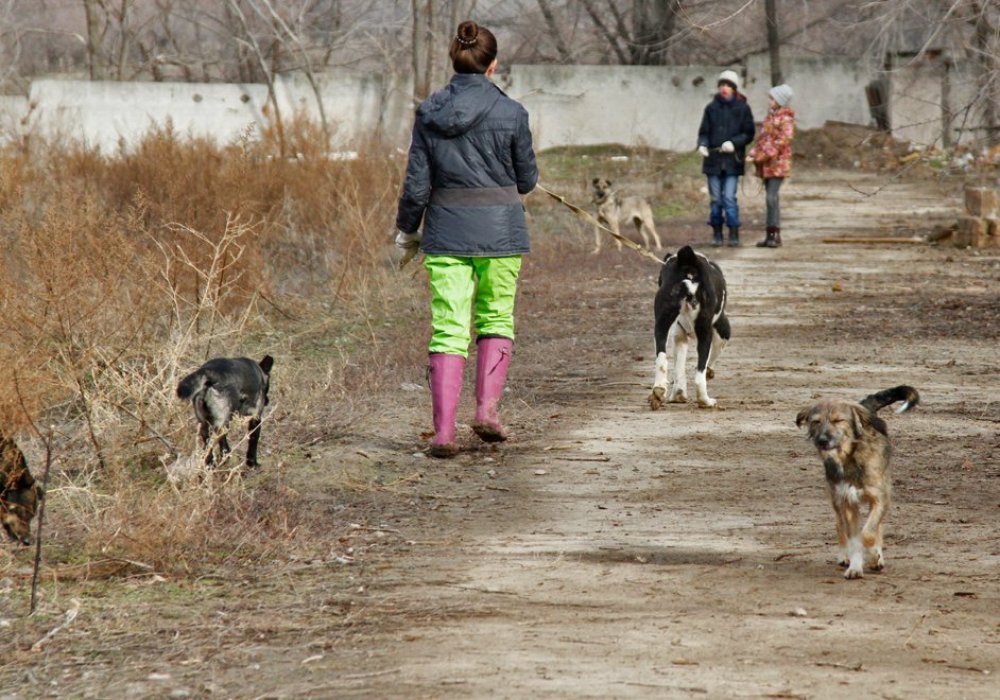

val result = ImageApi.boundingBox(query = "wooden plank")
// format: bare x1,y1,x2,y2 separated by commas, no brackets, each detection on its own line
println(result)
821,237,927,245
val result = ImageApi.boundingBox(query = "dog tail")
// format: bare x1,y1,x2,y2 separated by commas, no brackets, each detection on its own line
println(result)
176,369,208,400
860,385,920,415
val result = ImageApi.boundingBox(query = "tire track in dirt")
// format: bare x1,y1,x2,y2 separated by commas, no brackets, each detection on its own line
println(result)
353,172,999,698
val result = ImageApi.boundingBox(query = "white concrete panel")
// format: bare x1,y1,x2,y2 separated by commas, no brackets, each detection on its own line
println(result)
745,55,873,130
505,64,725,151
506,59,874,152
26,73,398,152
10,58,974,155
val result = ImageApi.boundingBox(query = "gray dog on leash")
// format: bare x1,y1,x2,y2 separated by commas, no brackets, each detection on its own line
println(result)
591,177,663,254
177,355,274,467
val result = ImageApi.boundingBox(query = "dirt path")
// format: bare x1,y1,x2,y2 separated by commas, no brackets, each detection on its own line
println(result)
346,171,999,698
3,170,998,699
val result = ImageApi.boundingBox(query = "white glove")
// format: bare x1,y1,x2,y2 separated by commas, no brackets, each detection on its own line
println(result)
720,141,735,154
698,145,710,158
394,230,421,269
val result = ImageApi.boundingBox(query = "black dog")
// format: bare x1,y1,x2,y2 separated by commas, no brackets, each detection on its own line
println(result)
648,246,730,410
177,355,274,467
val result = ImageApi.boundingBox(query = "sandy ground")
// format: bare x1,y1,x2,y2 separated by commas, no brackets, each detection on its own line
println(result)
3,169,999,699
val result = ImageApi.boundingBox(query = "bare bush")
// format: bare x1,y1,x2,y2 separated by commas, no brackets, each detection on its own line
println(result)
0,122,410,575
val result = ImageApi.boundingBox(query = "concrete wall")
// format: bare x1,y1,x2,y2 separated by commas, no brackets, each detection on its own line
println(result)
0,95,29,138
506,59,870,150
2,72,404,153
28,79,270,150
503,58,874,151
745,55,872,129
890,54,947,147
502,64,719,152
889,53,986,148
1,57,960,154
275,72,408,145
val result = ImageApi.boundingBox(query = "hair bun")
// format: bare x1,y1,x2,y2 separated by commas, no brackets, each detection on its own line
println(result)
456,20,479,47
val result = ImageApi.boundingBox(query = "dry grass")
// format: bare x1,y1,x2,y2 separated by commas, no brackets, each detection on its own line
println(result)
0,122,416,575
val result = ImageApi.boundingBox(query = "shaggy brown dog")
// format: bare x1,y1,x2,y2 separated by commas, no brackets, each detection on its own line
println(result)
1,432,43,545
796,386,919,579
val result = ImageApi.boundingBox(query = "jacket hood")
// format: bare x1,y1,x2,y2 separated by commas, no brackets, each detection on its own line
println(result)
418,73,503,137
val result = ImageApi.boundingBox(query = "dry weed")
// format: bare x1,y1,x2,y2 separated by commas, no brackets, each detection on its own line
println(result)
0,122,409,574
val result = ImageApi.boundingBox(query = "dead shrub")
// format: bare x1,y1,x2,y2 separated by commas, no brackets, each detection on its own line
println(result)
0,121,411,575
48,470,303,576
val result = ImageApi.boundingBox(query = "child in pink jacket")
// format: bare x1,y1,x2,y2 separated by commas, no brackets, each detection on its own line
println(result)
749,84,795,248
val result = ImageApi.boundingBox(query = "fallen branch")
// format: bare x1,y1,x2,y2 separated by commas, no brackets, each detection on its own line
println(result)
31,598,81,652
348,523,402,534
904,612,933,648
927,225,957,242
30,432,52,614
921,657,992,675
447,584,523,596
822,237,927,245
946,664,991,675
14,369,54,615
815,661,864,672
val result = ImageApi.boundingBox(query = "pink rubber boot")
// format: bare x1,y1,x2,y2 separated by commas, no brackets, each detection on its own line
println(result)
428,353,465,458
472,337,513,442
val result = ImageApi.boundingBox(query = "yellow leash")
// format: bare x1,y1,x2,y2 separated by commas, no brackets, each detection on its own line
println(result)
534,183,665,266
399,183,667,269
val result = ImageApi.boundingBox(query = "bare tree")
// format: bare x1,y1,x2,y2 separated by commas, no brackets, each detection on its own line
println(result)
83,0,105,79
578,0,629,63
537,0,572,62
409,0,475,103
971,0,999,144
765,0,781,85
411,0,435,101
851,0,1000,147
630,0,681,65
109,0,132,80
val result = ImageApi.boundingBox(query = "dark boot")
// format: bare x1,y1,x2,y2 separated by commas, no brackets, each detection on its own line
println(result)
769,227,782,247
756,226,775,247
428,353,465,458
727,226,740,247
711,225,724,247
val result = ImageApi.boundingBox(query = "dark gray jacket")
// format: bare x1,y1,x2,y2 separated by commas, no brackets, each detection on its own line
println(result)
697,94,755,176
396,73,538,257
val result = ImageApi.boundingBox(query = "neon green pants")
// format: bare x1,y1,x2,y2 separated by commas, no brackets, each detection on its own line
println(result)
425,255,523,357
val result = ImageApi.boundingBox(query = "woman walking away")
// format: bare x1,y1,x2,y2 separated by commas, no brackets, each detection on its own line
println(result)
749,84,795,248
697,69,755,247
395,20,538,458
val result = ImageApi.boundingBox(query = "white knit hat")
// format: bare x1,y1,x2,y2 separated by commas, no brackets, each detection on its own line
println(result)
769,84,793,107
717,69,740,91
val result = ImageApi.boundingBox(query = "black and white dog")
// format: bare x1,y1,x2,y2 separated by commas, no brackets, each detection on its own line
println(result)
177,355,274,467
648,246,730,410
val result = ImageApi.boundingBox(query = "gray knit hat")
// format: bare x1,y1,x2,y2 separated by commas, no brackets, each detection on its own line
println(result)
769,84,793,107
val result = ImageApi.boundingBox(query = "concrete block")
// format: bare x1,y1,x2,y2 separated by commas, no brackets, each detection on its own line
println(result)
964,187,1000,217
985,217,1000,248
955,215,984,246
